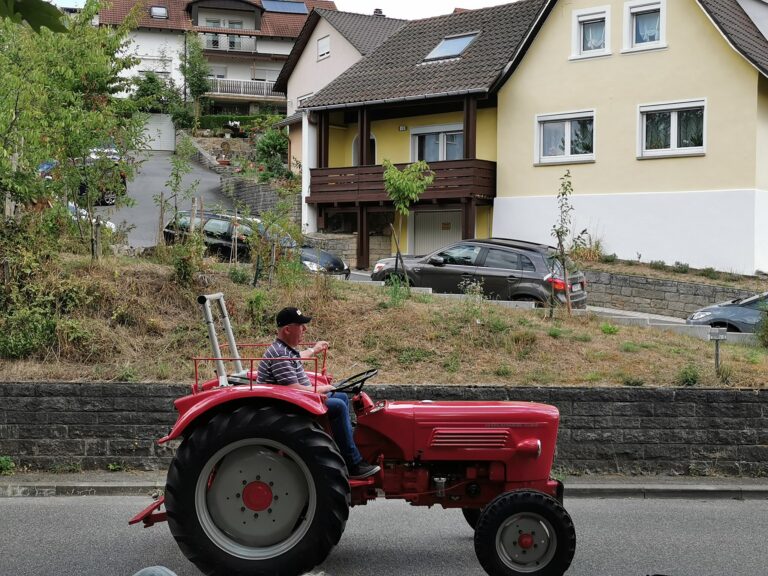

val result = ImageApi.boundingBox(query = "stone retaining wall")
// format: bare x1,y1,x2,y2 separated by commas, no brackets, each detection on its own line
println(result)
585,271,755,319
1,383,765,476
220,176,301,223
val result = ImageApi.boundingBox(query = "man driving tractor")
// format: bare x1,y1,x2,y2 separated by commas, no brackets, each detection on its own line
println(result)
256,306,380,480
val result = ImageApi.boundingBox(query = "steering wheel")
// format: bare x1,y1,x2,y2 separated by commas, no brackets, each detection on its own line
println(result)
331,368,379,394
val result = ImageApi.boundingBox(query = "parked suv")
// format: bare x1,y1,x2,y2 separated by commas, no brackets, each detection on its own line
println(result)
164,211,350,278
371,238,587,307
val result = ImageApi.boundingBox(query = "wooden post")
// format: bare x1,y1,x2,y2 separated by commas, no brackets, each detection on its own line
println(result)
463,95,477,160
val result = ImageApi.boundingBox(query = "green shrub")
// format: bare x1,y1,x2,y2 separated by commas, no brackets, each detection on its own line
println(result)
600,253,617,263
246,289,274,328
757,312,768,348
228,265,251,285
716,364,733,385
397,348,433,365
548,327,563,339
600,322,619,335
0,308,56,359
384,275,409,308
487,316,508,334
697,267,720,280
676,364,700,386
494,364,512,377
0,456,15,476
171,234,205,287
621,375,645,387
620,341,640,353
672,261,690,274
649,260,667,271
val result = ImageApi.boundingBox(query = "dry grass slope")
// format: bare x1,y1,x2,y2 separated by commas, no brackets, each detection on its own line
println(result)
1,256,766,388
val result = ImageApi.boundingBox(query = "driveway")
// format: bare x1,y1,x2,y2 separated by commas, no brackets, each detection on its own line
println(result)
96,151,232,249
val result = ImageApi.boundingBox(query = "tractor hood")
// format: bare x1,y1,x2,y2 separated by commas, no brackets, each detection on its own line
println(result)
356,400,560,482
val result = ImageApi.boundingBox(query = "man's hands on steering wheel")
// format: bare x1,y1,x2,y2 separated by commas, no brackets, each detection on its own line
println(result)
331,368,379,394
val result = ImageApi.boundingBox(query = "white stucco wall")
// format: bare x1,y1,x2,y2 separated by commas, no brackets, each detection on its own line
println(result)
755,190,768,274
286,18,362,116
257,39,293,55
124,30,186,92
493,189,765,275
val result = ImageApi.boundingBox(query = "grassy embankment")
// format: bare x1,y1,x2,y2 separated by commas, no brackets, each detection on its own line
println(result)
1,254,766,388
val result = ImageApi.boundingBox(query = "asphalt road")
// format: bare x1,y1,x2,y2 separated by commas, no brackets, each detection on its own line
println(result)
95,151,231,249
1,496,766,576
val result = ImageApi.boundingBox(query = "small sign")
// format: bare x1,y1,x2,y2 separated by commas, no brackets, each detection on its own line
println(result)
441,222,451,231
709,328,727,341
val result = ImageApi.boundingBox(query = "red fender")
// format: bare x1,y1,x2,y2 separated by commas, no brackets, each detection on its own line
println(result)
159,385,328,444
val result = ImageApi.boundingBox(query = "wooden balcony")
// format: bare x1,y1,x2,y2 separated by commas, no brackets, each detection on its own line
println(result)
205,78,284,101
308,159,496,205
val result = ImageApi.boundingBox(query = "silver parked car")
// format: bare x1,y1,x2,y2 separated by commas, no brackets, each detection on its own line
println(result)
686,292,768,332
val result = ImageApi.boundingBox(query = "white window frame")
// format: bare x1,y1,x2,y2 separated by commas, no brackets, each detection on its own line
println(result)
409,123,464,162
637,99,706,159
317,35,330,60
622,0,666,53
534,110,596,165
571,6,611,60
150,6,168,19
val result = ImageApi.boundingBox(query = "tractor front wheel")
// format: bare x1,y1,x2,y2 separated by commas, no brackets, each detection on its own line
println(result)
474,490,575,576
165,405,349,576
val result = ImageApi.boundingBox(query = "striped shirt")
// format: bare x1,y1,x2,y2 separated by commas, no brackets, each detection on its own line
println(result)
256,339,311,387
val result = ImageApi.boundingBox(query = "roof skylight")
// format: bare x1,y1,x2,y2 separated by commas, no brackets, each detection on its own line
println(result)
150,6,169,19
424,32,478,61
262,0,308,15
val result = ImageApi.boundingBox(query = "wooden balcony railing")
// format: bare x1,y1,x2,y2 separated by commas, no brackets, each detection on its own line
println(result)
206,78,284,100
308,159,496,204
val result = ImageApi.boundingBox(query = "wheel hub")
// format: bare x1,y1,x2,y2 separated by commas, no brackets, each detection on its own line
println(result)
243,481,273,512
496,512,557,573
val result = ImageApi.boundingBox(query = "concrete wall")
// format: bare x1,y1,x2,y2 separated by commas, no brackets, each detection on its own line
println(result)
585,270,756,318
1,383,765,476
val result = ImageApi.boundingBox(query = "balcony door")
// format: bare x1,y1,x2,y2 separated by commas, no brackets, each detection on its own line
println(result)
351,135,376,166
411,124,464,162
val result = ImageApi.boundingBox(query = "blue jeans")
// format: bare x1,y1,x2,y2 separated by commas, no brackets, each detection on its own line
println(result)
326,392,362,467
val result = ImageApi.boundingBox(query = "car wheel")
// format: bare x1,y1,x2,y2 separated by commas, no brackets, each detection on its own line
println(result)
711,322,741,333
102,190,117,206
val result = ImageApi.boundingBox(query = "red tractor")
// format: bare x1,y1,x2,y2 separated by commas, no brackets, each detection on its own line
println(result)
131,293,576,576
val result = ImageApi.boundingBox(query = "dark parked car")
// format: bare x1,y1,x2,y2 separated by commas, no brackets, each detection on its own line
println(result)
164,211,350,278
370,238,587,307
686,291,768,332
38,150,127,206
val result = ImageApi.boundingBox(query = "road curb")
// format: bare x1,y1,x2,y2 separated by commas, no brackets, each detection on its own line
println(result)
2,481,766,500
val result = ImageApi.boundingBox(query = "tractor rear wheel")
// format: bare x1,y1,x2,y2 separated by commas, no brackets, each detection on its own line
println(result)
165,404,349,576
474,490,575,576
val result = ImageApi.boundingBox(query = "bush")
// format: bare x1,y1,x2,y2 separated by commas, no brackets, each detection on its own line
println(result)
228,265,251,285
0,456,15,476
621,375,644,387
649,260,667,271
676,364,700,386
600,253,617,263
171,234,205,287
0,308,56,359
757,311,768,348
672,261,690,274
600,322,619,335
697,267,720,280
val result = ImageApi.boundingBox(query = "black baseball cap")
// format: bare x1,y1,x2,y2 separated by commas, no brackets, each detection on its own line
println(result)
276,307,312,328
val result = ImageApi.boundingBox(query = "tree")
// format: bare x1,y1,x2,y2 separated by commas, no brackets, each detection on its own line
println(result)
178,32,210,133
0,0,147,260
550,170,586,315
0,0,66,32
382,159,434,280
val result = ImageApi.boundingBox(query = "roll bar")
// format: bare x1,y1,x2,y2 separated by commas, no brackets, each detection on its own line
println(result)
198,293,243,386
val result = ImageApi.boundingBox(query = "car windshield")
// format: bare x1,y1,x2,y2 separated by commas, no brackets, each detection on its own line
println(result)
741,292,768,308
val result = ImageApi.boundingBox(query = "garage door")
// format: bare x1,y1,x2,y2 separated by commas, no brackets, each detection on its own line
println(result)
143,113,176,151
414,210,461,255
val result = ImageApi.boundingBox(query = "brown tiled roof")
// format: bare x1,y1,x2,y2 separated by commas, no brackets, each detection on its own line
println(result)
99,0,337,38
697,0,768,77
302,0,551,110
99,0,192,31
274,8,406,92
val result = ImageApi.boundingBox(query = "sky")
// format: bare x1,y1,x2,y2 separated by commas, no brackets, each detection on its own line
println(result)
53,1,513,20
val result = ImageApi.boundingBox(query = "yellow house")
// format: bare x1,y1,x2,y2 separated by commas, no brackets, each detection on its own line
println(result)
300,1,551,268
495,0,768,274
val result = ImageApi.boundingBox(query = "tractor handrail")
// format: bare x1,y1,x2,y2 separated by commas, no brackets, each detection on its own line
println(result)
192,355,320,394
198,293,242,386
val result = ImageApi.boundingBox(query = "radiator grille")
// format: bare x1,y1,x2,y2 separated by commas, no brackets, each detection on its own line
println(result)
429,429,510,449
